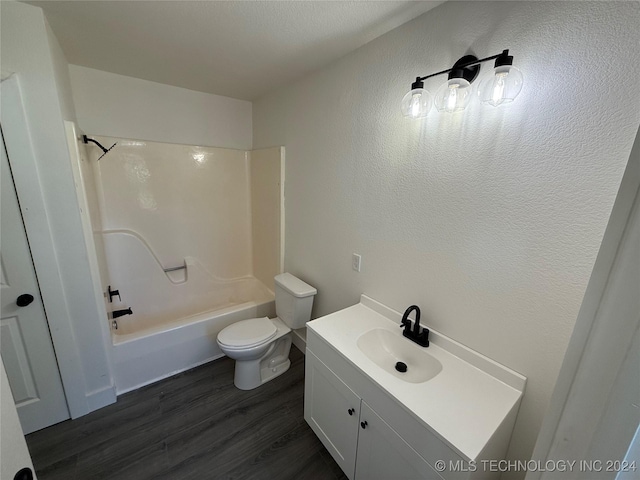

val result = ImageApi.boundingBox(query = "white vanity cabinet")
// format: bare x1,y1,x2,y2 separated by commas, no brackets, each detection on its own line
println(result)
356,401,441,480
305,350,441,480
304,295,526,480
304,350,360,476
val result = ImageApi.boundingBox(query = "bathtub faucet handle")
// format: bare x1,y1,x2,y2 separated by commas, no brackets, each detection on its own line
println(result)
112,307,132,319
108,285,121,303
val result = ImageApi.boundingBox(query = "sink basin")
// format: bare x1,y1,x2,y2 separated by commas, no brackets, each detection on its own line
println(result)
356,329,443,383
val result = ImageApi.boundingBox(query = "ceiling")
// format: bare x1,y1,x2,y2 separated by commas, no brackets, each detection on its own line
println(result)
27,1,442,101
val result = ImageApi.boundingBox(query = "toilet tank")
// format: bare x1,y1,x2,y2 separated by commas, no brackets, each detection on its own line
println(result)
274,273,317,329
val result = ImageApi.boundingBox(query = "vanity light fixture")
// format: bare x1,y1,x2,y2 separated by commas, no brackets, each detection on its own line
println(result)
401,50,523,118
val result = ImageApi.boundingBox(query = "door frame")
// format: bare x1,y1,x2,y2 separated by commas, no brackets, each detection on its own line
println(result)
1,74,90,418
528,127,640,476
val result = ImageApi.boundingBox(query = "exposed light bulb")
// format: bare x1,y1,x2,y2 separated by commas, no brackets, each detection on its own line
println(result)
492,72,507,105
410,93,422,117
446,85,459,112
479,65,523,107
401,87,432,118
434,78,472,113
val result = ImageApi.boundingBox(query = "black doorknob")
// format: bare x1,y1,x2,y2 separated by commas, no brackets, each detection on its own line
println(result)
360,421,368,429
348,408,354,416
14,467,33,480
16,294,34,307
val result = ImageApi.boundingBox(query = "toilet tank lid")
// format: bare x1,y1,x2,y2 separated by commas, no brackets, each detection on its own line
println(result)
275,273,317,298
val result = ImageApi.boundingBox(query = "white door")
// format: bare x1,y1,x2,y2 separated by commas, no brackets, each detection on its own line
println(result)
355,401,443,480
1,357,36,480
1,129,69,434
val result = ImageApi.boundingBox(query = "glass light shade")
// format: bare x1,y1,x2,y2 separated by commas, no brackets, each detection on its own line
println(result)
478,65,524,107
401,88,432,118
434,78,472,113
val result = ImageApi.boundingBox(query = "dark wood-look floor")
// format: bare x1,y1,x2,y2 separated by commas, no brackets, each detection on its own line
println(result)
26,346,347,480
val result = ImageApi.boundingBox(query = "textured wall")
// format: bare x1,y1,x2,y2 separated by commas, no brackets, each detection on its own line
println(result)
253,1,640,474
69,65,253,150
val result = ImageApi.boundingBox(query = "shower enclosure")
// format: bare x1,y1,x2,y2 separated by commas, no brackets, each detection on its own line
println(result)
67,124,283,392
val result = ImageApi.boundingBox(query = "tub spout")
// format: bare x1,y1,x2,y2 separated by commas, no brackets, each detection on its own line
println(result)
112,307,133,319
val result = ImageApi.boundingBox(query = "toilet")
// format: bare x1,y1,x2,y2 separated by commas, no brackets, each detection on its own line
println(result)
217,273,317,390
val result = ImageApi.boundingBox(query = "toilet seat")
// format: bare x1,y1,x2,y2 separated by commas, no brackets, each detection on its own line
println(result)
217,317,277,349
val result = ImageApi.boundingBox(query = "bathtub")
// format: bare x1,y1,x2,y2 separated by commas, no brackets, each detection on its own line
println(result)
111,276,275,394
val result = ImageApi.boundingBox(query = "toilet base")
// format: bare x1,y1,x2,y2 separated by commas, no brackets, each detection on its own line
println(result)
258,357,291,385
233,334,292,390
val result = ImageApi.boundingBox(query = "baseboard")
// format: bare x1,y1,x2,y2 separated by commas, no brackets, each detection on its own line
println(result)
292,327,307,354
83,384,117,416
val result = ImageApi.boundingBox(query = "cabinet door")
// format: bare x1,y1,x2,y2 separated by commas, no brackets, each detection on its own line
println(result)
355,401,444,480
305,351,361,479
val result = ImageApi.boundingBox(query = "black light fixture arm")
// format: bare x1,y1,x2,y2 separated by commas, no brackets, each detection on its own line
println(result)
410,49,511,89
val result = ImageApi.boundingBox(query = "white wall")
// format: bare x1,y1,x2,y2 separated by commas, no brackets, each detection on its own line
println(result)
252,0,640,475
529,128,640,479
46,21,76,123
69,65,252,150
0,1,115,416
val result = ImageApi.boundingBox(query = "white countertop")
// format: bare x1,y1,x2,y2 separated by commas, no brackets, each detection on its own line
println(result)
306,295,525,461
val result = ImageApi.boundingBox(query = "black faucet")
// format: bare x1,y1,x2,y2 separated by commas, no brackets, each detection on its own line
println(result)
400,305,429,347
112,307,133,319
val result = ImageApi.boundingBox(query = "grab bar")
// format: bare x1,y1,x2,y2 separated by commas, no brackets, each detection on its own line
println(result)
163,264,186,273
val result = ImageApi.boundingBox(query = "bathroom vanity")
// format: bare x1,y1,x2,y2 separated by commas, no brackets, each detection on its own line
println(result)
304,295,525,480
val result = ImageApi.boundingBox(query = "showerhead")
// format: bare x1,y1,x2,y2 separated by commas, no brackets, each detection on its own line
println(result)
82,135,117,160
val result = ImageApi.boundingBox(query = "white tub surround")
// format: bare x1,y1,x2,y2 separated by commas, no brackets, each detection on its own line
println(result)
305,295,525,479
88,138,284,304
92,137,254,281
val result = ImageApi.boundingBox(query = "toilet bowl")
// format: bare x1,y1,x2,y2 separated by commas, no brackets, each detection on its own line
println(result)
217,316,292,390
217,273,317,390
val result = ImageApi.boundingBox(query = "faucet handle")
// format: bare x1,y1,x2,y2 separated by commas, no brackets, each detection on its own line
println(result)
107,285,121,303
400,317,412,332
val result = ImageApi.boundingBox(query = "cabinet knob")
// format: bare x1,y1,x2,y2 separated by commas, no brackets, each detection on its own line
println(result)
348,408,354,416
360,421,368,429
